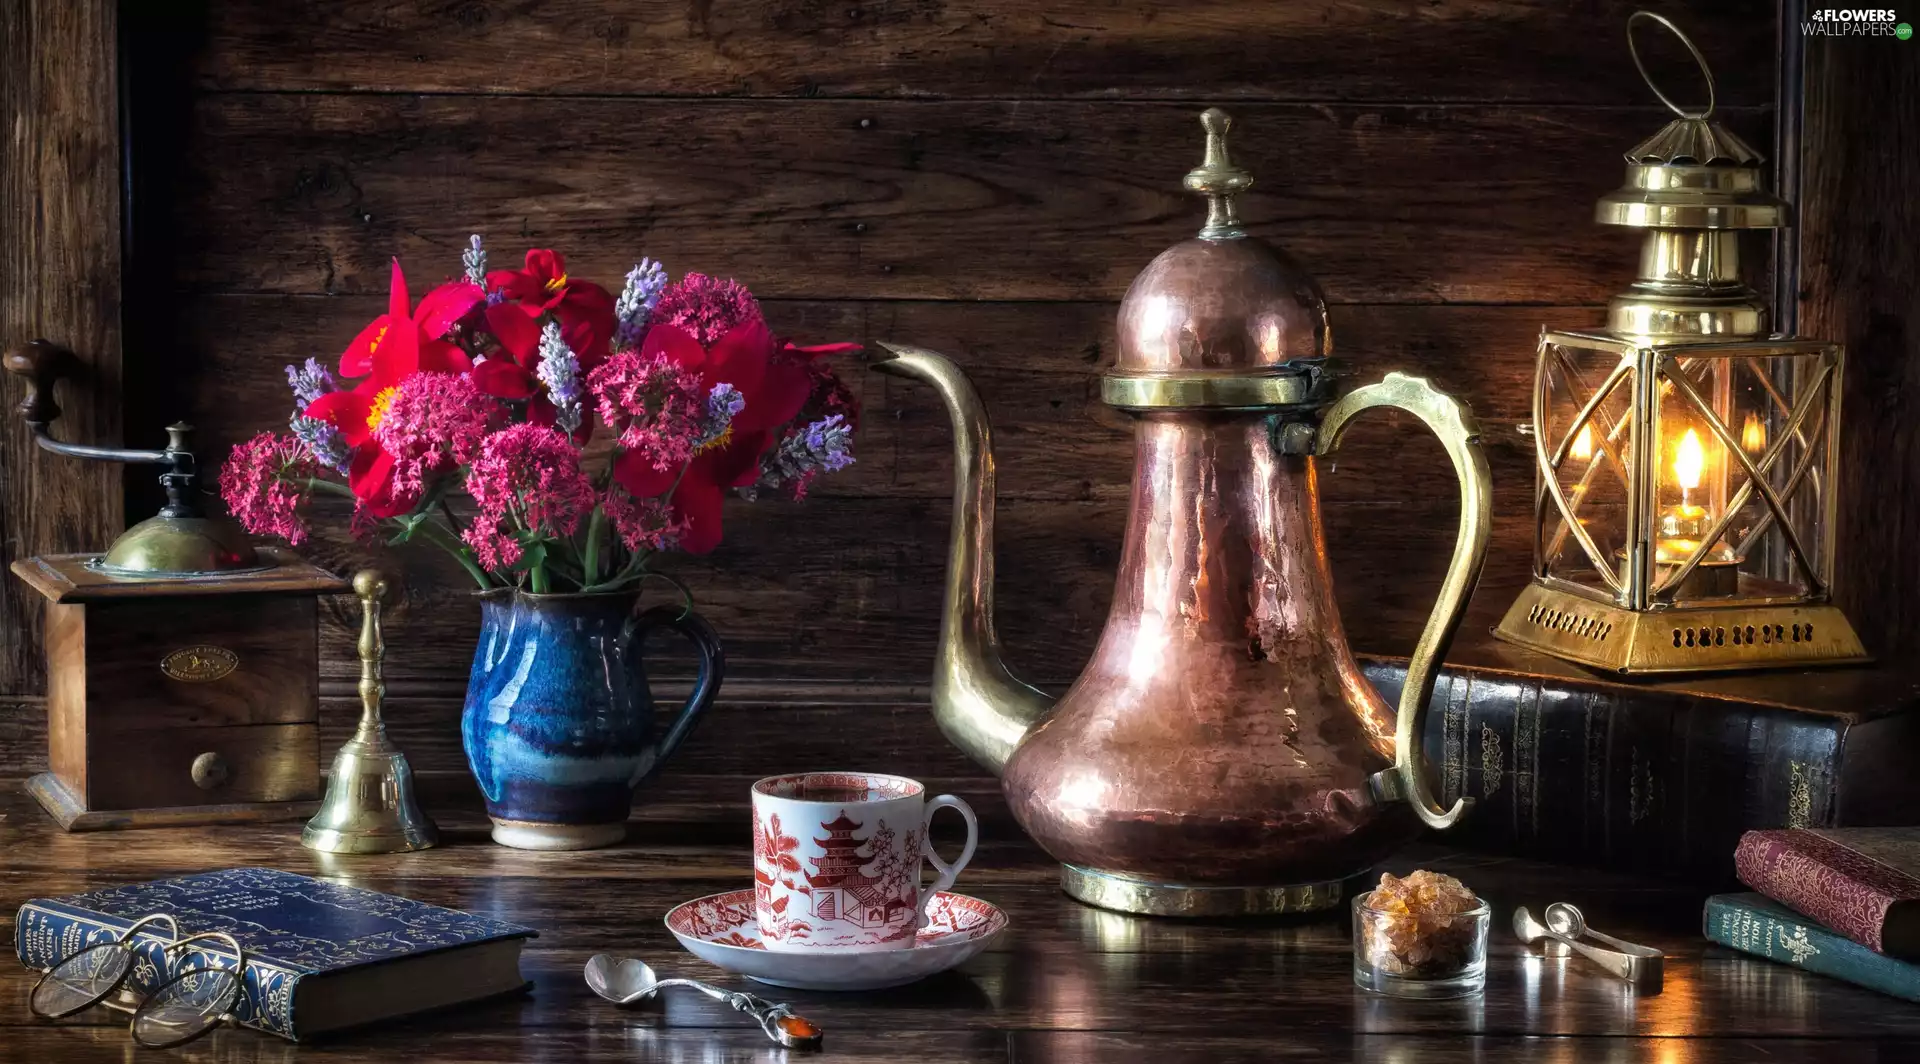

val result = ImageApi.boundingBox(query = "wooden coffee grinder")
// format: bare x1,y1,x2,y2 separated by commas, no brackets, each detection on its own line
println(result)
6,340,347,830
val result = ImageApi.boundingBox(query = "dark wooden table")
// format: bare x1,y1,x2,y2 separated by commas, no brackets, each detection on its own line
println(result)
4,787,1920,1063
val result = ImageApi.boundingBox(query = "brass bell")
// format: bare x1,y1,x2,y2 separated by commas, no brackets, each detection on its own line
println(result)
303,570,439,854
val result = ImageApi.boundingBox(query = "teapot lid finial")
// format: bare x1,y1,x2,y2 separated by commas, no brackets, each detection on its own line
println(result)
1183,108,1253,241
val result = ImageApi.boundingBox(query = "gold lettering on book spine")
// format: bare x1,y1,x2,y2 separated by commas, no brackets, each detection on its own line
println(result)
1787,762,1813,828
1480,724,1504,800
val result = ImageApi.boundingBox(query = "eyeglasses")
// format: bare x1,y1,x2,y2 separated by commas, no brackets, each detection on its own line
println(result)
29,912,250,1049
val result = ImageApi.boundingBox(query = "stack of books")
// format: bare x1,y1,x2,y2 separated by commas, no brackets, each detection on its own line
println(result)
1706,827,1920,1001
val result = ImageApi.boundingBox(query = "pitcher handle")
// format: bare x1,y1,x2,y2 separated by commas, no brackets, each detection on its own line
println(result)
624,605,726,775
1315,371,1492,831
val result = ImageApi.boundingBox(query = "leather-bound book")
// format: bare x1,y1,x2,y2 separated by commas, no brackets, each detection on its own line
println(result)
14,868,534,1040
1736,827,1920,957
1360,636,1920,884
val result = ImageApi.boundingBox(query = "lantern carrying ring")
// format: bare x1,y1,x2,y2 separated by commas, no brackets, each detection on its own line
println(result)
1627,10,1716,121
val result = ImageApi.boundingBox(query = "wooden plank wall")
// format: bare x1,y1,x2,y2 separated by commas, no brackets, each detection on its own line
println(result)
0,0,124,696
1799,29,1920,666
10,2,1785,802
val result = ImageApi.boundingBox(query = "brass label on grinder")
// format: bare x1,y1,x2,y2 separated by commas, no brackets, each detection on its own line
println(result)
161,646,238,683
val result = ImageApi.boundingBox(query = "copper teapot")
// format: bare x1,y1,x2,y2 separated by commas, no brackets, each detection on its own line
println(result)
873,109,1493,916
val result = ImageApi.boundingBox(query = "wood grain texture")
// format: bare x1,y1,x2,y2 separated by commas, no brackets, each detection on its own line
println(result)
0,0,124,696
162,95,1771,304
1799,34,1920,664
76,721,316,810
5,788,1920,1063
77,596,318,730
187,0,1776,105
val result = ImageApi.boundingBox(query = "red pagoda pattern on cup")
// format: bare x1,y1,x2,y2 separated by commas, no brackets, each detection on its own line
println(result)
803,813,923,945
749,771,978,953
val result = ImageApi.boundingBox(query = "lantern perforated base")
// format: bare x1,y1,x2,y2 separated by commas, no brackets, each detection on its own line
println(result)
1493,583,1871,675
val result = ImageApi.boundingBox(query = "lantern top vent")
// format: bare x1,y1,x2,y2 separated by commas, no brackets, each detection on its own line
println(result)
1595,12,1788,232
1104,109,1331,410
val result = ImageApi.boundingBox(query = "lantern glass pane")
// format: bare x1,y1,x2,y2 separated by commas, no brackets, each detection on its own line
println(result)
1651,348,1834,605
1538,341,1636,596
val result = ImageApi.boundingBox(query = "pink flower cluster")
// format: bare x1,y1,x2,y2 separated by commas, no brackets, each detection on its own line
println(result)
461,424,596,572
650,272,762,346
373,372,498,502
218,432,316,545
603,490,687,553
587,350,707,475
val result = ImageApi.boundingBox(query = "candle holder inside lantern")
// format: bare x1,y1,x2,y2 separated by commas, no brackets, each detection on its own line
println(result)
1493,13,1868,674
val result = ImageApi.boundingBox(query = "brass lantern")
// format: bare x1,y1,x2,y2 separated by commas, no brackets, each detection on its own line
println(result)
1493,13,1868,674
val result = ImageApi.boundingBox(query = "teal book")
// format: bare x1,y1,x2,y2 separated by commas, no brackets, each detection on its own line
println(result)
13,867,535,1041
1704,892,1920,1002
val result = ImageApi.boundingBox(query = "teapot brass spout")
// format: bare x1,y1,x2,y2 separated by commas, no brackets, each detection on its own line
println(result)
873,109,1493,917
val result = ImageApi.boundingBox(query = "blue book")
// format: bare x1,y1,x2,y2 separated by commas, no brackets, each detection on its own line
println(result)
14,867,535,1041
1704,892,1920,1002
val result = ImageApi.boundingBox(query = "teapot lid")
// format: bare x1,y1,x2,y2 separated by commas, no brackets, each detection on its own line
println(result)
1103,109,1332,413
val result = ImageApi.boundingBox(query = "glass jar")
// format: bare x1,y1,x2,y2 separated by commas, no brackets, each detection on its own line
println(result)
1351,889,1490,998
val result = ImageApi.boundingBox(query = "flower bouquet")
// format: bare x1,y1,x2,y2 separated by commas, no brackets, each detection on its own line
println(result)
220,237,861,849
222,237,859,592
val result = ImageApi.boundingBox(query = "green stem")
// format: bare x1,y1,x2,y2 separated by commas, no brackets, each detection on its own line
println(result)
304,478,492,590
582,506,606,586
530,561,550,594
306,477,356,499
416,519,494,591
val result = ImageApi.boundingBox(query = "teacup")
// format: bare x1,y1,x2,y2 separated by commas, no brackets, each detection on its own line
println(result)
750,772,979,953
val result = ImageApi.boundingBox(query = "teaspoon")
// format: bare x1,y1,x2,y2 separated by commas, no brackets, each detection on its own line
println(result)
584,953,824,1050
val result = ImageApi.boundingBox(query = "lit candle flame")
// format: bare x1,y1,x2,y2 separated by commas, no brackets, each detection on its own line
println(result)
1741,413,1767,453
1570,423,1594,462
1674,427,1705,492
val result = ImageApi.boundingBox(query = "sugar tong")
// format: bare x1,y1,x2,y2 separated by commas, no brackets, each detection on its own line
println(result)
1513,902,1664,995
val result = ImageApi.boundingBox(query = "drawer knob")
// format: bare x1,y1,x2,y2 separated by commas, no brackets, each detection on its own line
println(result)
190,752,230,790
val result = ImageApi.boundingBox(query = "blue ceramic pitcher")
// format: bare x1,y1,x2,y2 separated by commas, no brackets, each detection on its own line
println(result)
461,590,723,850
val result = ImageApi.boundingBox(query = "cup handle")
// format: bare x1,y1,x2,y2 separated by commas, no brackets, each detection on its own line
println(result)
915,795,979,930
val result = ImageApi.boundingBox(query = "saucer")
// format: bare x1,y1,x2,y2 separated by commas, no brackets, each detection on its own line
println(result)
665,889,1007,991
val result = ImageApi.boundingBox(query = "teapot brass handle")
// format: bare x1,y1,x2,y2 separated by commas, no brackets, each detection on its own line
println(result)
1315,371,1492,831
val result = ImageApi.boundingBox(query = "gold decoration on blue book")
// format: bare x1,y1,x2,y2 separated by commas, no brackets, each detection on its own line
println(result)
15,868,534,1041
303,571,438,854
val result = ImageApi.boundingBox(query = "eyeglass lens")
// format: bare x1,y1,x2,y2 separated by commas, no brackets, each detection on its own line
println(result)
131,964,242,1048
30,942,133,1019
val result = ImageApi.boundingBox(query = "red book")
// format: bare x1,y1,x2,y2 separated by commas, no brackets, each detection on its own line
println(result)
1735,828,1920,958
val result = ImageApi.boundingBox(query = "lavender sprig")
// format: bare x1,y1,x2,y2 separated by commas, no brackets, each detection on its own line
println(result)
290,415,352,474
537,321,583,434
613,258,669,352
797,415,855,473
463,234,488,288
285,358,337,406
748,414,855,499
699,383,745,447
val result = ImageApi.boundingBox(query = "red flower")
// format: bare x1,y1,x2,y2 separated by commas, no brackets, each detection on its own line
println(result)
305,259,471,517
485,248,615,365
609,317,816,554
473,248,614,435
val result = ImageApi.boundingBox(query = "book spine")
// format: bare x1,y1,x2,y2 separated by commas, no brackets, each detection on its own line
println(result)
1735,830,1910,953
1366,660,1851,883
13,902,301,1040
1704,894,1920,1002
